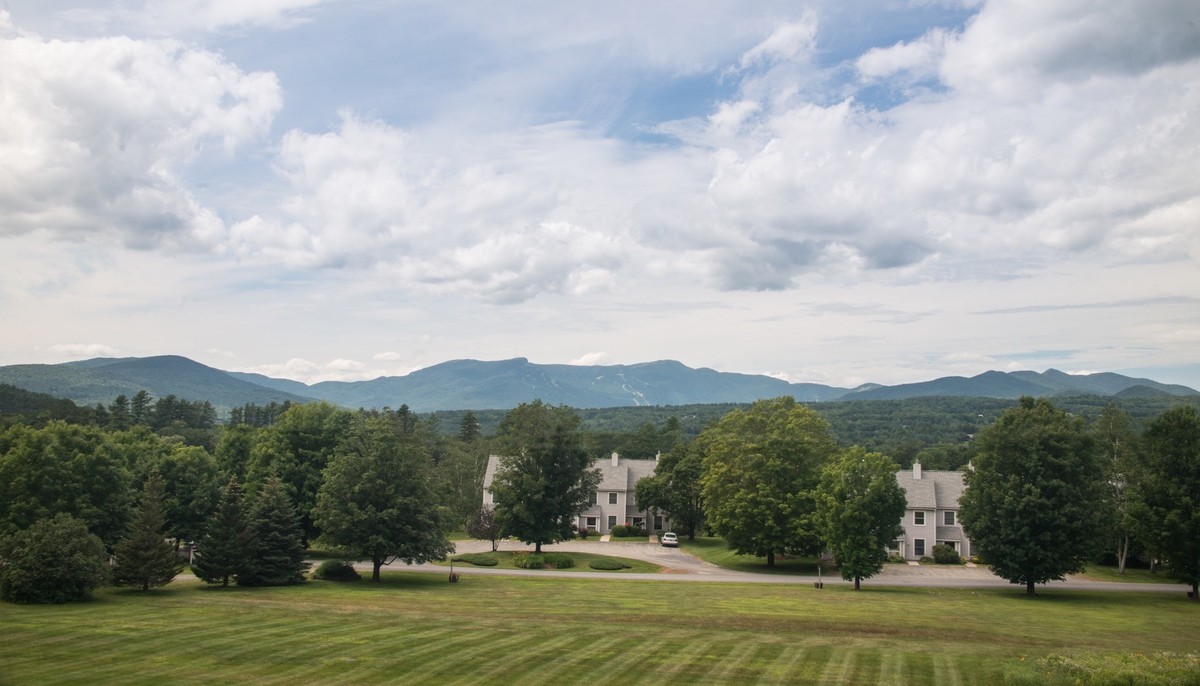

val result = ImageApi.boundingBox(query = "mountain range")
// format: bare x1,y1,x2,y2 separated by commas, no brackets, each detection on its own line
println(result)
0,355,1194,414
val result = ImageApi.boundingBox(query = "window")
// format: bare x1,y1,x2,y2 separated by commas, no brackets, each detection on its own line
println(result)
608,492,618,505
586,517,597,528
914,511,925,526
914,539,926,557
654,515,663,530
944,511,955,526
589,492,597,506
607,515,617,530
632,517,644,529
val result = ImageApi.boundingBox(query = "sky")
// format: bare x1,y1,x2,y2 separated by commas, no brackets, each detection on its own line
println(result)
1,0,1198,390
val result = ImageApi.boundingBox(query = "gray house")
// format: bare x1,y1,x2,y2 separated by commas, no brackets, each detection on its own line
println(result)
892,462,971,560
482,452,667,535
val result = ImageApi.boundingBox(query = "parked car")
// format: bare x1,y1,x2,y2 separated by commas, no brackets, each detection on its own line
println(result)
660,532,679,547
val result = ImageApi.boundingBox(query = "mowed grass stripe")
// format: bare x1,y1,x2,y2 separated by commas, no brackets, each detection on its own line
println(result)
877,650,906,685
399,628,558,683
931,653,963,686
468,631,588,683
818,646,857,685
705,638,773,683
500,633,625,684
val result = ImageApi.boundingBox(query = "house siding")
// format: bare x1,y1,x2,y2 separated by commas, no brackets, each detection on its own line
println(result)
894,463,971,561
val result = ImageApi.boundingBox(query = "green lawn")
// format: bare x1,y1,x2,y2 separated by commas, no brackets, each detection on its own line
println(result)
2,571,1197,685
444,550,662,573
678,536,838,575
1074,564,1181,585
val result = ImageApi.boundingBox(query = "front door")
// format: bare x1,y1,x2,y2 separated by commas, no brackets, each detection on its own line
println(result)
607,515,617,532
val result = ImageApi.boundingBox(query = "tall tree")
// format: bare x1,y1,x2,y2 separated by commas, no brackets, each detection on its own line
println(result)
489,401,601,553
239,474,310,586
699,397,838,566
1137,405,1200,600
959,397,1108,595
1094,403,1139,574
0,422,133,546
112,470,185,591
314,416,453,582
435,439,491,528
246,402,353,544
130,390,152,426
457,410,482,443
466,505,503,552
191,476,252,587
817,447,907,590
634,443,705,540
155,445,222,551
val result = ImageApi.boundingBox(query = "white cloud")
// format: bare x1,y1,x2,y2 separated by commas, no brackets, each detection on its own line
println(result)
570,352,612,366
0,29,281,248
50,342,120,357
373,351,404,362
856,28,949,82
238,357,384,383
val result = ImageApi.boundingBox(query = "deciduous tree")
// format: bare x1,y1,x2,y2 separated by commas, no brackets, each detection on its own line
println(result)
490,401,601,553
817,447,907,590
699,397,837,566
1137,405,1200,599
634,443,705,540
959,397,1107,595
466,505,503,552
314,416,453,582
0,514,110,604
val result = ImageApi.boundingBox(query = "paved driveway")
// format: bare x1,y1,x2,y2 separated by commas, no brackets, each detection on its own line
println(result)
386,539,1186,593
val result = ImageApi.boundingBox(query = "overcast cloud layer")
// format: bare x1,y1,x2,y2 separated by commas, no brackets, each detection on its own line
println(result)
1,0,1198,389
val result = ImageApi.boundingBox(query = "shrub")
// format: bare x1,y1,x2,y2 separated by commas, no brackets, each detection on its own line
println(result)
609,525,627,538
577,526,591,539
919,556,934,564
0,514,110,604
312,559,361,581
543,553,574,569
932,544,962,564
512,552,574,569
886,553,905,564
452,553,498,567
588,558,630,571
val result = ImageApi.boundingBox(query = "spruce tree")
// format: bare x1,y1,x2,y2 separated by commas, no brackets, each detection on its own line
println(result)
192,476,251,587
239,474,309,586
112,471,185,591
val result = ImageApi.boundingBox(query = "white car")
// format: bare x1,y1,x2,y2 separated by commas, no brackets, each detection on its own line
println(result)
660,532,679,547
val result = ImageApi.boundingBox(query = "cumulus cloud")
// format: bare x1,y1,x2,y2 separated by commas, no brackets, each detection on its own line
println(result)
0,29,281,249
238,357,383,383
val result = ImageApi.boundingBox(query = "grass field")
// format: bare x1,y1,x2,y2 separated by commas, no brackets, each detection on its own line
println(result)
2,571,1198,685
679,536,837,575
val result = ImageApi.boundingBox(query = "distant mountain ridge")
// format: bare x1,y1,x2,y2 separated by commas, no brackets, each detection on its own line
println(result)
0,355,1194,414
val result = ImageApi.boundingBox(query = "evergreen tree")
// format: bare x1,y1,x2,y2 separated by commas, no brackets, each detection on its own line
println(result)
457,410,482,443
112,471,184,591
239,474,309,586
192,476,251,587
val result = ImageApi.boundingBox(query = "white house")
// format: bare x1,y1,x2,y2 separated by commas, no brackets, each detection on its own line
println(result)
482,452,666,535
893,462,972,560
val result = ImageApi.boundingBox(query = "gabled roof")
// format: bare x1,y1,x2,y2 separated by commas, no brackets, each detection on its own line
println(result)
895,469,966,510
482,454,657,493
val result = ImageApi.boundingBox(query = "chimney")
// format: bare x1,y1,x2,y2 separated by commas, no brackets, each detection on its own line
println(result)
611,452,619,467
913,461,922,480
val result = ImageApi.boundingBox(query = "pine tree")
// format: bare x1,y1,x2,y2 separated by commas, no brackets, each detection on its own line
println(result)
192,476,251,587
238,474,309,586
112,471,185,591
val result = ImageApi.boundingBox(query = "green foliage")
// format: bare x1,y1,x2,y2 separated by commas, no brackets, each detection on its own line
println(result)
1136,405,1200,597
191,476,251,587
817,447,907,588
434,439,490,528
635,442,705,539
700,397,838,566
0,514,110,604
312,559,361,581
959,397,1109,594
0,421,133,546
886,553,905,564
313,415,453,582
239,474,310,587
154,445,222,547
931,544,962,564
588,558,629,570
465,505,502,551
246,402,354,544
112,471,185,591
1094,403,1139,574
490,401,601,553
511,552,574,569
609,524,628,537
452,553,499,567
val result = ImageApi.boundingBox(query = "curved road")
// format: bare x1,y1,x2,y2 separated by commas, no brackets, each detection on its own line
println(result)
367,539,1187,594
